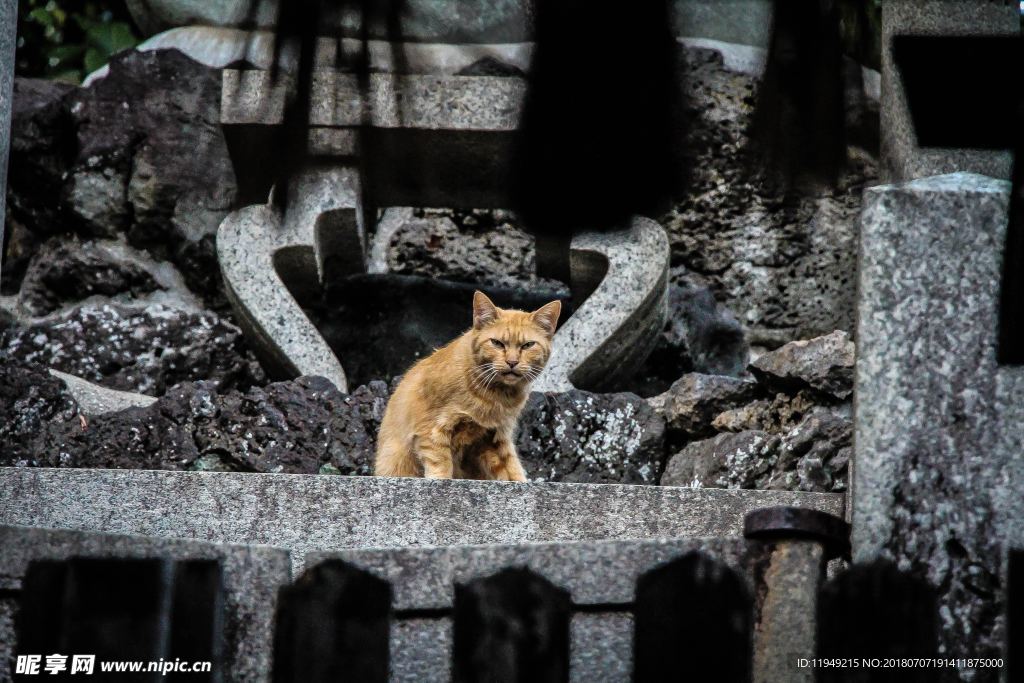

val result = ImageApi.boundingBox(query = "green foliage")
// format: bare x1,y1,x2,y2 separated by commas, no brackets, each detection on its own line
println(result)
15,0,140,82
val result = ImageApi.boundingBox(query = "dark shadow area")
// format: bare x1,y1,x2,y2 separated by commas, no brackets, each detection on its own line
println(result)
302,273,571,387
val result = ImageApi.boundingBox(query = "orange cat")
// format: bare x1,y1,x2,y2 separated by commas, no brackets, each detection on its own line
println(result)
374,291,561,480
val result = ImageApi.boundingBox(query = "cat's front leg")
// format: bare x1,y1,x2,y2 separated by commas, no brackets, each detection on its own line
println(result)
416,430,455,479
488,439,528,482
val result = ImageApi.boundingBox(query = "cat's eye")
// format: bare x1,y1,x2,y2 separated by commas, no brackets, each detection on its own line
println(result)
489,338,505,348
521,341,537,350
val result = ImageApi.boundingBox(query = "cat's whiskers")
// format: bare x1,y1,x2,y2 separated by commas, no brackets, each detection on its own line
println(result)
470,363,502,392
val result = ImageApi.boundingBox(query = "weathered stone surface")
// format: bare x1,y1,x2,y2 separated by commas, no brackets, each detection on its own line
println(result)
0,468,846,575
534,218,670,393
0,371,383,475
0,0,16,289
662,411,850,493
517,390,665,484
711,390,828,434
749,331,855,400
647,373,757,441
15,237,200,316
855,173,1021,672
880,0,1017,182
317,537,756,682
0,303,265,395
0,359,81,452
380,208,566,293
621,275,750,396
0,524,290,683
664,46,876,346
50,368,157,415
325,537,752,610
7,50,235,308
218,203,350,391
661,430,779,489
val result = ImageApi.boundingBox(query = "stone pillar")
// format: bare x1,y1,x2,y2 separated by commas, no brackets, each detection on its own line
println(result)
880,0,1018,181
854,173,1024,674
0,0,16,285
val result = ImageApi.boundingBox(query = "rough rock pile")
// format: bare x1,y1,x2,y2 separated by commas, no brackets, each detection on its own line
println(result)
1,330,851,491
657,331,854,492
6,49,234,308
1,360,385,475
664,47,876,347
2,44,869,491
3,49,265,396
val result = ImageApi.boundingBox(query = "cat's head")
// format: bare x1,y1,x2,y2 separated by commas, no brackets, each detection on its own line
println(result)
470,291,561,390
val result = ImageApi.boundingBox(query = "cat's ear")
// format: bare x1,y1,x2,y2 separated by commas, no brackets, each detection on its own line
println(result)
473,291,499,329
531,300,561,338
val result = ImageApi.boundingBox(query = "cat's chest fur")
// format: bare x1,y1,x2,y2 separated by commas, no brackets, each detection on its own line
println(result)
450,417,497,454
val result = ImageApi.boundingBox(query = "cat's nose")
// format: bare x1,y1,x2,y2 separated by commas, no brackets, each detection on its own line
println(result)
507,360,519,368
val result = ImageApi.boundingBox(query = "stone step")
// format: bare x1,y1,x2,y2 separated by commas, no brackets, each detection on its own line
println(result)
0,468,843,573
2,522,818,683
0,524,289,682
322,536,773,682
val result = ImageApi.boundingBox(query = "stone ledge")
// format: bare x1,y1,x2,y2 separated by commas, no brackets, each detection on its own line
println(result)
0,524,290,682
320,536,764,682
0,468,843,573
321,536,753,611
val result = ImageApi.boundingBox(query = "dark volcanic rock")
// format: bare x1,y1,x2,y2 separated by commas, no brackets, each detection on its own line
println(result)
6,50,236,309
668,275,749,377
384,209,567,294
647,373,757,442
455,57,525,77
1,370,385,475
615,275,750,396
0,359,81,465
6,77,76,239
0,303,265,395
171,377,386,475
748,330,855,400
661,410,851,493
711,390,830,434
517,390,666,484
664,46,876,346
17,238,162,315
661,430,780,489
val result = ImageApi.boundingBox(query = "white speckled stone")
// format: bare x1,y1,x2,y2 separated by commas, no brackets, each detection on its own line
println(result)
854,172,1024,668
217,187,352,389
0,524,290,682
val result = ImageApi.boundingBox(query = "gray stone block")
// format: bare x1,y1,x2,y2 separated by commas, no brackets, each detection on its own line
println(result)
321,537,751,610
0,524,290,683
49,369,156,415
534,217,670,393
880,0,1018,181
127,0,770,45
0,0,15,286
318,537,755,682
218,202,349,390
854,173,1024,669
0,468,844,575
221,71,525,131
674,1,772,48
